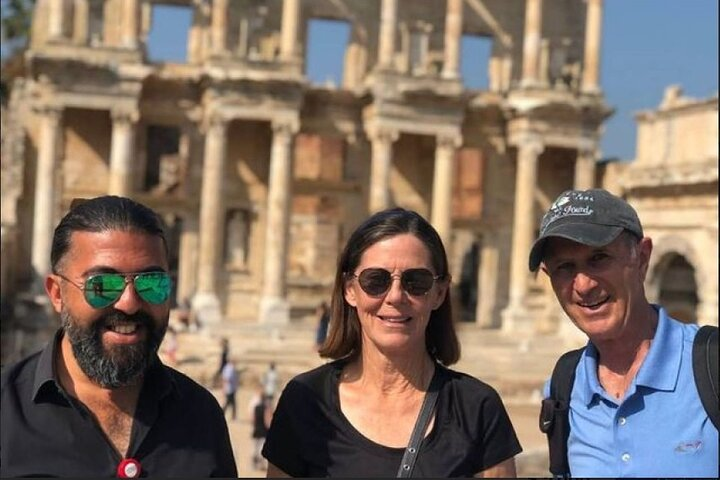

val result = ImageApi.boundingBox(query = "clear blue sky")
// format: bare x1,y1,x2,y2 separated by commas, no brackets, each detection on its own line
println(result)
4,0,717,160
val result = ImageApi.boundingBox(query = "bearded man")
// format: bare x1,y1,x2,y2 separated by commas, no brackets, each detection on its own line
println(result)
1,196,237,477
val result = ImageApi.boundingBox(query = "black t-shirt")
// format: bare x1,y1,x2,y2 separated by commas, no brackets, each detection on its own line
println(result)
263,360,522,477
0,329,237,477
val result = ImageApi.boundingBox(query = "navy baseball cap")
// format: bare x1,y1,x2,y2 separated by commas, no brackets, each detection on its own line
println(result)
528,189,643,272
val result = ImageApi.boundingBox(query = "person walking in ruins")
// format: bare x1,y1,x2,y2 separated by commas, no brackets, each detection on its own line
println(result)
262,208,521,477
531,189,718,477
314,301,330,351
221,357,240,421
0,195,236,477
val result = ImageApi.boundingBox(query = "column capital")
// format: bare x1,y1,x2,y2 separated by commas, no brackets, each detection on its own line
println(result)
33,104,63,120
366,125,399,144
271,118,300,137
110,108,139,124
436,133,463,149
516,134,545,156
204,112,229,133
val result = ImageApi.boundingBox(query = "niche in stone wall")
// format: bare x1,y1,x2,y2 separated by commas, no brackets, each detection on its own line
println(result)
224,208,252,270
144,125,181,192
658,254,698,324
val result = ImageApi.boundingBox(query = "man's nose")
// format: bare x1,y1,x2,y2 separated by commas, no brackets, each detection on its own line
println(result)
573,271,599,294
112,282,143,314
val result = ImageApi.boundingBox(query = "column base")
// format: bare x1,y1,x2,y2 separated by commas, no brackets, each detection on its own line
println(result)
192,292,223,326
500,303,535,334
259,296,290,325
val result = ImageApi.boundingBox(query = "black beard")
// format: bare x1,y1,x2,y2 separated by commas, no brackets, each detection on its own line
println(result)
61,308,167,388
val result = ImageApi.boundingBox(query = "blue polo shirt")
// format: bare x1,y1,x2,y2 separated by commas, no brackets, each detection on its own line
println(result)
544,306,719,477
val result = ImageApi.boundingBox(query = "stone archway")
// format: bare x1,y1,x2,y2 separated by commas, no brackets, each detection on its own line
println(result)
656,254,698,323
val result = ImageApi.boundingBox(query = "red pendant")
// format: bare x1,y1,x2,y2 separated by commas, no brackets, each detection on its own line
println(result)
117,458,141,478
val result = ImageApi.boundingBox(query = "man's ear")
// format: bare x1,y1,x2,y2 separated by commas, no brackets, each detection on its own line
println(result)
638,237,653,281
45,275,64,314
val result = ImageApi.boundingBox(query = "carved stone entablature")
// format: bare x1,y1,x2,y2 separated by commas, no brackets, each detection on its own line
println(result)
620,160,719,190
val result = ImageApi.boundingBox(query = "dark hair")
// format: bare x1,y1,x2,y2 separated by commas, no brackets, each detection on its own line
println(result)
51,195,168,272
319,208,460,365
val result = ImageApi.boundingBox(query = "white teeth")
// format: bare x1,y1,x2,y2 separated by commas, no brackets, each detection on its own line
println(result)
111,323,138,334
380,316,410,323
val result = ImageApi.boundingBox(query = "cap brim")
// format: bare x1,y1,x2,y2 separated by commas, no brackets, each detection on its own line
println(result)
528,223,624,271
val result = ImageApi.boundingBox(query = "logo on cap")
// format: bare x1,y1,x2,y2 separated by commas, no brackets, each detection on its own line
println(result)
540,191,596,235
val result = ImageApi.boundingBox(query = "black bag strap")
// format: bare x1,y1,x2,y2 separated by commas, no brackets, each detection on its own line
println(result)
540,347,584,478
396,367,443,478
693,325,719,430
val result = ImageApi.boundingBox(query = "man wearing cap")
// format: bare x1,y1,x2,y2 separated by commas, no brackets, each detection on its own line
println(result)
1,196,237,477
530,188,718,477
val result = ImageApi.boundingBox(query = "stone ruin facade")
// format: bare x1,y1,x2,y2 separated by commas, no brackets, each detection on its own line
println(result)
3,0,712,351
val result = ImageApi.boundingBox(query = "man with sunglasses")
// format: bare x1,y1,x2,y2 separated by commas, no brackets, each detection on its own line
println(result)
1,196,237,477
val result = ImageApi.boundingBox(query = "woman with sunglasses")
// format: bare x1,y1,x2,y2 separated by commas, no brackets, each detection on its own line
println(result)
263,208,521,477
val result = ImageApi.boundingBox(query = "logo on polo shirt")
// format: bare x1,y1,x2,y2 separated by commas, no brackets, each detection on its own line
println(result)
674,440,703,453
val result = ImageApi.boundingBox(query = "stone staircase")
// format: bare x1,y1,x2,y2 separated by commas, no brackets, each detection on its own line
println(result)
169,319,571,404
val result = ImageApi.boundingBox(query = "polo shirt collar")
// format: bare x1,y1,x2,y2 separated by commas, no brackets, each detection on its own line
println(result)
634,305,682,391
577,305,681,406
31,328,178,403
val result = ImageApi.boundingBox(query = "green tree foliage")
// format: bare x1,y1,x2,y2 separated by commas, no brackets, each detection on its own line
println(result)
1,0,34,46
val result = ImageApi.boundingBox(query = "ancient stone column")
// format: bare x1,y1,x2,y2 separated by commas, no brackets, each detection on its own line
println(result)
441,0,463,79
431,134,460,246
574,147,596,190
122,0,139,48
211,0,228,54
31,106,62,286
521,0,543,86
73,0,89,45
48,0,66,40
377,0,398,70
194,114,228,325
503,136,543,330
368,128,398,213
260,120,298,324
581,0,603,93
108,109,136,196
280,0,299,61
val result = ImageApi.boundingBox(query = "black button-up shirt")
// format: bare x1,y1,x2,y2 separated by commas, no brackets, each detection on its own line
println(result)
1,330,237,477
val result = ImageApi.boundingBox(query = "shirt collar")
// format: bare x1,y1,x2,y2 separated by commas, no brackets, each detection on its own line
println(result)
31,328,179,403
576,305,682,406
634,305,682,391
32,329,65,403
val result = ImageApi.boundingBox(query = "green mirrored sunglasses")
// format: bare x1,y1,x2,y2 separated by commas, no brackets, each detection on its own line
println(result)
56,272,172,309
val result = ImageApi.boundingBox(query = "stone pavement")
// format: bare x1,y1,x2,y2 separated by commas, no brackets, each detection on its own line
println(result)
166,322,561,477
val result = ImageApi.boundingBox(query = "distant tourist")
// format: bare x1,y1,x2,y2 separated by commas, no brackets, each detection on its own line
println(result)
314,301,330,351
221,358,240,421
262,361,278,399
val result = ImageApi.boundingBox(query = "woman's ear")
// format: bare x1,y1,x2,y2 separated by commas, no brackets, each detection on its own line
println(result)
344,279,358,308
431,276,451,310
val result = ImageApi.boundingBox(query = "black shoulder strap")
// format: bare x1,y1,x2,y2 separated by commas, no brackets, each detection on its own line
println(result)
397,366,443,478
693,325,719,430
540,347,584,478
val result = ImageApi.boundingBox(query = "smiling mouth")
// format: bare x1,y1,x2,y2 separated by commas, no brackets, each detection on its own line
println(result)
578,296,610,309
106,321,140,335
379,316,411,324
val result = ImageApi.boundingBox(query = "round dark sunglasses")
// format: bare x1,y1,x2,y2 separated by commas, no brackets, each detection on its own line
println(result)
348,268,442,297
56,271,172,309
